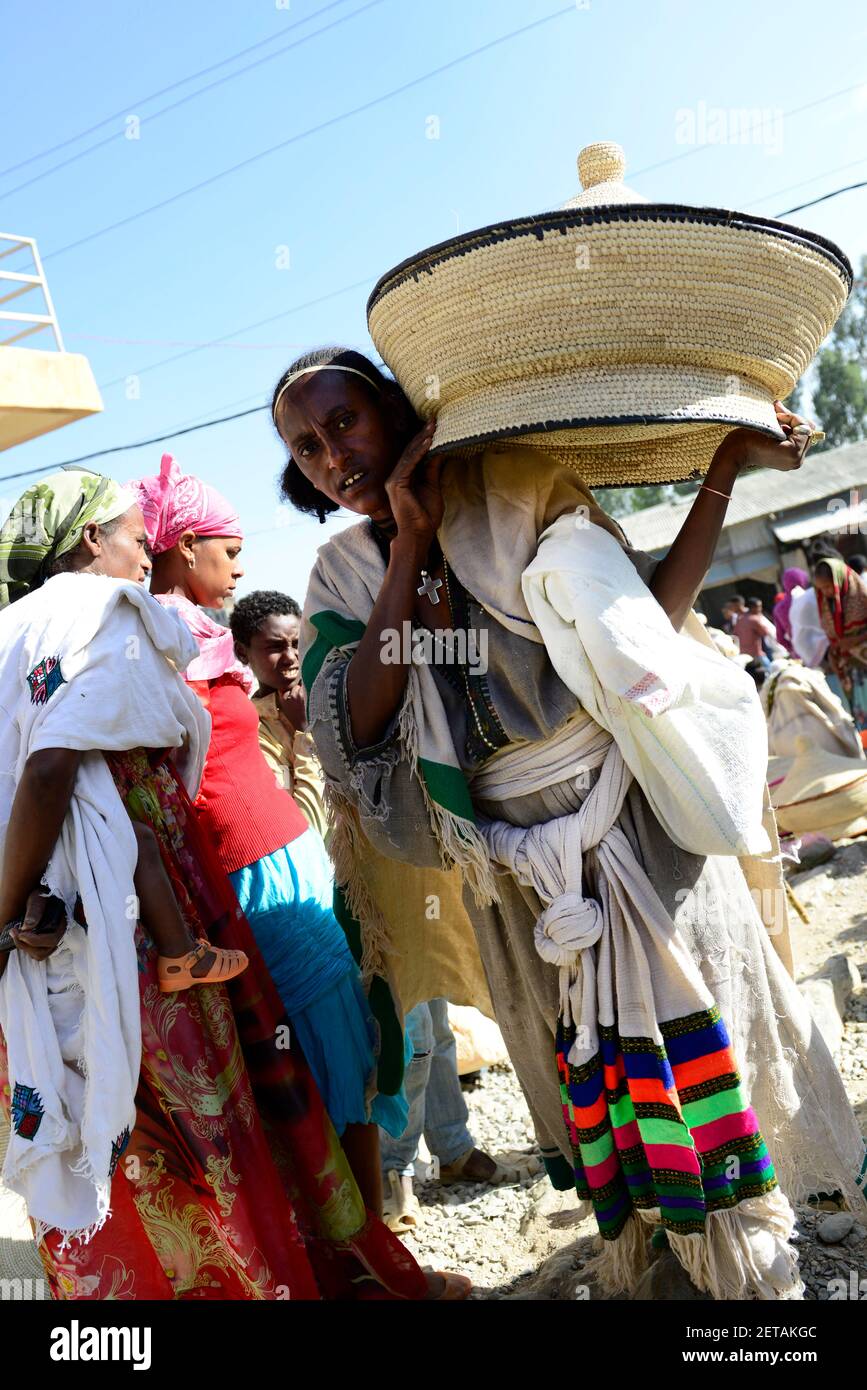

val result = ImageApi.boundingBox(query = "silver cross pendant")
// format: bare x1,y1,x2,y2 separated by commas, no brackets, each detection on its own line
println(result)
417,569,442,605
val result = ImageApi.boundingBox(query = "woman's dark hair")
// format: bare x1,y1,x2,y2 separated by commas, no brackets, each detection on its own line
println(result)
806,537,844,565
813,560,834,581
271,347,412,523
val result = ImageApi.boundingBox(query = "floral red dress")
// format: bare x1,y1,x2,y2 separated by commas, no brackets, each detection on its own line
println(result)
0,749,425,1300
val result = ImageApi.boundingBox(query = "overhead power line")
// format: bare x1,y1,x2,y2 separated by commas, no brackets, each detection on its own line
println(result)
0,0,359,181
0,405,270,486
776,179,867,217
96,276,373,391
42,4,577,262
0,0,388,204
626,79,867,183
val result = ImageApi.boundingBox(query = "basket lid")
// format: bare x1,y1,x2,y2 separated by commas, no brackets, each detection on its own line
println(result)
561,141,650,209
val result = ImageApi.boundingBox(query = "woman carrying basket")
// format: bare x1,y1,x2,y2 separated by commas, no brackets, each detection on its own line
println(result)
273,343,865,1300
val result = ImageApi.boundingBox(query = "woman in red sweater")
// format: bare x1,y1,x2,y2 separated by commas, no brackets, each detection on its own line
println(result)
130,455,415,1227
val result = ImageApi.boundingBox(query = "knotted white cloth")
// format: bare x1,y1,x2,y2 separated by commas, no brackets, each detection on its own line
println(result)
474,710,667,1061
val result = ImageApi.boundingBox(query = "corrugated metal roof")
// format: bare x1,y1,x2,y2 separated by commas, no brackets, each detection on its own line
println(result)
620,440,867,553
772,497,867,544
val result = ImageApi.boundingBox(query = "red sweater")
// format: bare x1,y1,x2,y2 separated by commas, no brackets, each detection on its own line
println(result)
191,675,308,874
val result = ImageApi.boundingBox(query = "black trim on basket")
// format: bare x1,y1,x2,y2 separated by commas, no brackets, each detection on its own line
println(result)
367,203,852,312
429,411,783,471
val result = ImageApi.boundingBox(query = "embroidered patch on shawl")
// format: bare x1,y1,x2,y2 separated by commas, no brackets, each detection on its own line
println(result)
11,1083,44,1140
109,1126,131,1178
26,654,66,706
622,670,672,717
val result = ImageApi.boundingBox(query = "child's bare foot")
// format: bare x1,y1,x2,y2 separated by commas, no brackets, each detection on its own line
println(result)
158,940,248,993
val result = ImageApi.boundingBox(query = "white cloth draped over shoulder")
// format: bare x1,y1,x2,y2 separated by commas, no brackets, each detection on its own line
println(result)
0,573,209,1244
521,514,771,858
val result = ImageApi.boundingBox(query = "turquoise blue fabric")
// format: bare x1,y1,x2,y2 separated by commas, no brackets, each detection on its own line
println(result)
230,828,407,1137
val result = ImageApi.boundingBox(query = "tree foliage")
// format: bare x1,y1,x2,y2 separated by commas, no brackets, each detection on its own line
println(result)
797,252,867,452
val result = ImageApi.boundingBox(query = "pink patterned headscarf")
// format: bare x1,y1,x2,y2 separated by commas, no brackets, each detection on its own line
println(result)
131,453,243,555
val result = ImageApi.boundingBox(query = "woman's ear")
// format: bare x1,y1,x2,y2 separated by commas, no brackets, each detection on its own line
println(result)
79,522,102,559
176,529,198,566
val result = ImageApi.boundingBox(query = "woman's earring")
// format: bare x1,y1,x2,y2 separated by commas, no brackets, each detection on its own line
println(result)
188,557,195,570
316,507,326,525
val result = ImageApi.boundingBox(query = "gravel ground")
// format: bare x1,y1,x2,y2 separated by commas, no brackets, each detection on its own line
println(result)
393,1065,596,1299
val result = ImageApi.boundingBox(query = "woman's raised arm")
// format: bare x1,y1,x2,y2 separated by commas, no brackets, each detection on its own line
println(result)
344,421,443,749
649,402,816,631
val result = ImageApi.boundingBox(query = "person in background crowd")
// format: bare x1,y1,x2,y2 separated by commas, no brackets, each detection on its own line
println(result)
849,554,866,576
747,597,781,663
789,580,830,669
230,590,328,841
380,998,502,1233
132,455,415,1225
729,595,774,667
761,659,864,762
720,596,741,635
696,611,739,660
227,592,503,1230
772,568,810,656
742,657,768,690
813,557,867,743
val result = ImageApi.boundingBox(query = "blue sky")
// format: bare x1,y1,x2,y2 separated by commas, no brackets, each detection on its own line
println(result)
2,0,866,603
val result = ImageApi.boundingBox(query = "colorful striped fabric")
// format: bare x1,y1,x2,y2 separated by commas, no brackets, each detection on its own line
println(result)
556,1005,777,1239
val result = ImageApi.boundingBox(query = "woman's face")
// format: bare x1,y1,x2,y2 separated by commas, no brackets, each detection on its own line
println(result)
276,373,407,522
813,568,835,598
85,505,152,583
187,536,244,608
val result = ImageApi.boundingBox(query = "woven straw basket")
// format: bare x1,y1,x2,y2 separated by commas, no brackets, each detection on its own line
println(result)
367,142,852,486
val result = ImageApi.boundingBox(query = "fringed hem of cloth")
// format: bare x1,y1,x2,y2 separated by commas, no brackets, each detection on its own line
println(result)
556,1008,867,1300
582,1191,803,1300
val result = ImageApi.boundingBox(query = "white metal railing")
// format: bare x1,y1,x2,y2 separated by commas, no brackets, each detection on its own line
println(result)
0,233,64,351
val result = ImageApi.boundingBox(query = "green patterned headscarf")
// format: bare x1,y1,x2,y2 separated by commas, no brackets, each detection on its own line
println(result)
0,469,135,608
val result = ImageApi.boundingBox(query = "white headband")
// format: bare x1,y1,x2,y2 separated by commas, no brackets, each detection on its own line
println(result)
272,364,382,423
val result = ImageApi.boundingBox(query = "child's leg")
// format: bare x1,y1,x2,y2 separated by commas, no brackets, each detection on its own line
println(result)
131,820,196,958
132,822,247,987
341,1123,384,1217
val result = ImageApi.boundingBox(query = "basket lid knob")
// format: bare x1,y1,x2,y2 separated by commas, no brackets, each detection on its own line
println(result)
561,140,648,210
578,142,626,190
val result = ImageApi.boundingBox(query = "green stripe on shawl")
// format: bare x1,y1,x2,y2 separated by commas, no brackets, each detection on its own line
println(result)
301,611,367,697
302,609,477,825
417,756,476,822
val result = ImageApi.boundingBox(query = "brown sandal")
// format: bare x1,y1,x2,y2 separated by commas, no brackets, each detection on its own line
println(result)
158,939,248,993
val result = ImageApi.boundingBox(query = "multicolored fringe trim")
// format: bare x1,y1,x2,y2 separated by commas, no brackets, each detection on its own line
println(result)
557,1005,778,1240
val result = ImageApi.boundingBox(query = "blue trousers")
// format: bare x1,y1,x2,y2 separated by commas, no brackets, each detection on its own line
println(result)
380,998,473,1175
